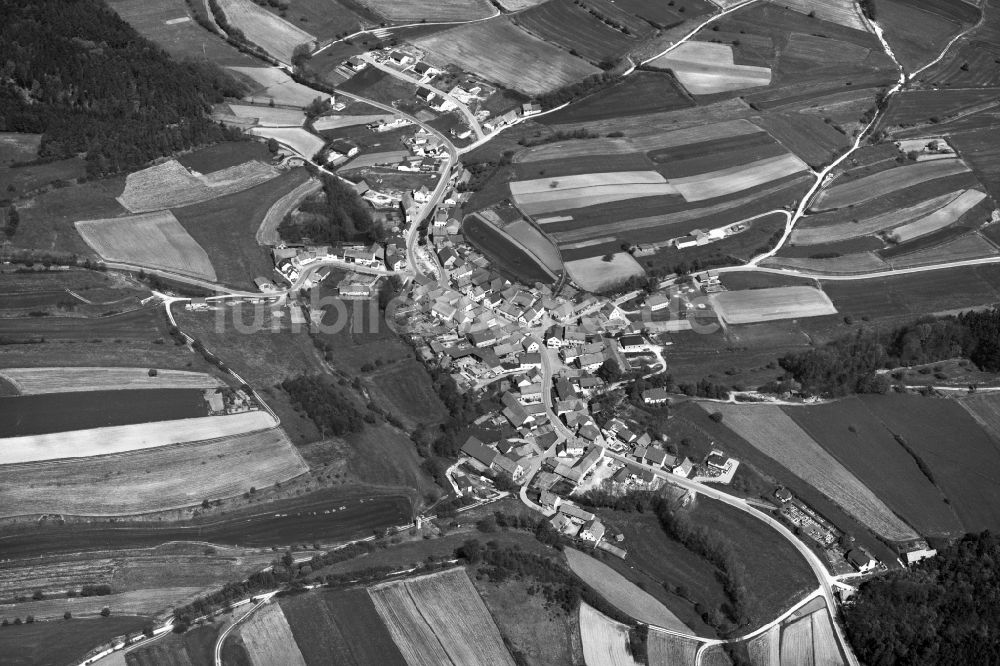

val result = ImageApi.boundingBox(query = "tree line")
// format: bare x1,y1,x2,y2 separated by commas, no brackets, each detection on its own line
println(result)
0,0,247,176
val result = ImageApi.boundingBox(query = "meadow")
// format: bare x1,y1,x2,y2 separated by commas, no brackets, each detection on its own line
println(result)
217,0,315,64
0,615,151,666
579,602,643,666
875,0,976,72
462,214,556,285
647,629,700,665
411,19,600,95
708,287,836,324
700,403,919,541
541,72,694,123
0,427,307,517
355,0,495,22
0,367,221,395
250,126,325,158
229,66,327,107
513,0,641,63
116,158,279,213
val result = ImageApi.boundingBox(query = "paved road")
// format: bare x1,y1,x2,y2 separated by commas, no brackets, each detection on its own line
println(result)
359,53,487,140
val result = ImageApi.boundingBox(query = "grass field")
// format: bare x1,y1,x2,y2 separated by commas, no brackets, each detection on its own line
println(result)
355,0,494,21
651,42,772,94
708,287,836,324
0,410,276,465
565,254,645,292
564,548,690,631
700,403,919,541
0,586,202,621
783,398,963,537
411,19,600,95
250,126,326,159
312,113,397,131
256,0,361,42
126,623,224,666
511,171,677,215
1,156,88,202
649,130,786,179
109,0,257,67
369,568,515,666
76,211,217,280
226,104,305,127
0,367,222,394
579,602,642,666
280,587,407,666
229,66,328,107
173,168,311,289
0,615,151,666
0,133,40,165
812,159,971,211
0,427,307,517
116,159,280,213
236,601,307,666
810,608,844,665
514,0,641,63
948,128,1000,203
218,0,315,63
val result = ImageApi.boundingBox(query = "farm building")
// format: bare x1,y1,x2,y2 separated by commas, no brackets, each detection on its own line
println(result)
847,549,878,573
642,388,669,405
580,519,606,543
618,334,645,352
337,273,381,299
462,436,498,469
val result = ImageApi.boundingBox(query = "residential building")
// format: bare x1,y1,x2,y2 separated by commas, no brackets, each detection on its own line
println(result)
847,549,877,573
461,436,497,469
579,519,606,543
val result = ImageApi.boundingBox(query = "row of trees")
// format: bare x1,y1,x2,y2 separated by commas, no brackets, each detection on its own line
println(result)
778,309,1000,396
0,0,246,176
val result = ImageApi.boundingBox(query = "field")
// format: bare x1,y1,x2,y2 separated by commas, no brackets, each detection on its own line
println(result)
700,403,919,540
355,0,494,21
649,130,787,179
0,133,40,165
579,602,642,666
540,72,694,123
280,587,407,666
762,253,889,275
748,625,780,666
410,19,601,96
217,0,315,64
250,126,326,158
116,159,280,213
126,623,225,666
514,0,641,63
255,0,361,42
0,427,307,517
887,189,988,242
0,586,202,621
0,615,151,666
229,66,327,107
948,128,1000,203
751,111,851,169
76,210,216,280
108,0,257,67
650,42,772,94
564,548,690,631
369,568,516,666
235,601,307,666
810,608,843,665
312,114,397,131
174,168,311,288
783,397,963,537
0,388,207,438
767,0,867,30
875,0,973,72
257,176,322,246
503,219,563,273
510,171,677,215
708,287,837,324
0,410,276,465
564,254,645,292
811,159,970,210
463,214,557,285
669,154,807,201
226,104,305,127
647,629,700,665
780,615,813,666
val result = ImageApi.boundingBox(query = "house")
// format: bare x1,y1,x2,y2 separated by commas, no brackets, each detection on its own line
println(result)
522,101,542,116
438,247,458,268
461,436,497,469
539,490,561,510
389,51,413,66
847,549,878,573
642,388,669,405
468,328,498,347
413,185,433,204
579,519,606,543
329,139,359,157
645,447,669,469
904,548,937,566
647,293,670,312
337,272,381,298
519,352,543,369
618,334,645,352
519,383,543,404
346,55,367,71
575,445,605,478
577,353,604,372
495,454,525,483
673,457,693,478
416,87,437,103
632,445,648,464
707,453,729,469
550,513,579,536
559,502,595,523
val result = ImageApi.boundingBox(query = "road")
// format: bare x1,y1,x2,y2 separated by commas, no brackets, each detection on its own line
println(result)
359,53,487,140
607,452,859,666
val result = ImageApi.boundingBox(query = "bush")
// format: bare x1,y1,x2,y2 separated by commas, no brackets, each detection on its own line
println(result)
709,412,724,423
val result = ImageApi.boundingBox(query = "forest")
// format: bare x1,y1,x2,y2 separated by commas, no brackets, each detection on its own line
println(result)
281,374,366,436
283,174,383,244
843,531,1000,665
778,308,1000,396
0,0,244,175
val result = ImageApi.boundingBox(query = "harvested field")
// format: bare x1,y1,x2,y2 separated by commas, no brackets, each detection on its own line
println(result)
792,191,962,244
887,189,988,242
810,609,843,665
671,154,807,202
650,42,772,94
0,428,307,517
225,104,305,126
217,0,315,63
748,625,780,666
565,254,645,292
770,0,867,30
312,114,397,131
250,127,325,159
75,211,216,281
780,616,813,666
369,568,515,666
0,410,276,465
782,33,870,64
647,629,700,665
116,159,280,213
708,287,836,324
0,367,222,394
579,602,642,666
812,159,970,210
564,548,690,631
762,253,889,274
280,587,407,666
108,0,257,67
355,0,494,21
229,66,327,107
236,601,307,666
783,398,963,537
410,19,600,96
514,0,640,63
700,403,919,540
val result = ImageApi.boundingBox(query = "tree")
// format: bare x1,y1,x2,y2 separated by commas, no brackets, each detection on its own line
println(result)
709,411,724,423
64,611,72,620
100,607,111,617
32,590,44,600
